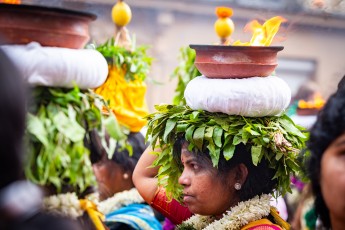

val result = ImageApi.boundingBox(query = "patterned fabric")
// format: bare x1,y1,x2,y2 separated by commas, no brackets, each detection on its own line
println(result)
241,219,283,230
248,225,281,230
105,203,162,230
151,187,192,225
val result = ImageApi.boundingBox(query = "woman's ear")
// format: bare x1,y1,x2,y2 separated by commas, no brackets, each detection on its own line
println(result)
236,163,248,184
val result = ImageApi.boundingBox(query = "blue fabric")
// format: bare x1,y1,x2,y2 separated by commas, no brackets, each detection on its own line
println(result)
105,203,162,230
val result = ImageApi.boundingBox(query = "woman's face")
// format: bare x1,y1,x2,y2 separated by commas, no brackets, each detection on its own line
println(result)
92,157,125,201
178,145,239,216
320,133,345,224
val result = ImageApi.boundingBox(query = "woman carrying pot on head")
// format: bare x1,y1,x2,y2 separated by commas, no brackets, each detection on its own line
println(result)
0,49,82,230
133,105,306,229
306,75,345,230
89,131,162,230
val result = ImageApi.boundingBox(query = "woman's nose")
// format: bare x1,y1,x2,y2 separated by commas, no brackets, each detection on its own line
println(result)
178,170,191,186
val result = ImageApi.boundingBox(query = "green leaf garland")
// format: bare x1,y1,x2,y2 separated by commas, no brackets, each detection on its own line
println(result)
146,104,308,201
95,38,153,82
25,86,126,195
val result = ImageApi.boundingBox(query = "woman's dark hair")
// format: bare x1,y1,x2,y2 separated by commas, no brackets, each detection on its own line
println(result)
89,131,147,173
0,49,26,190
306,76,345,228
111,132,147,173
173,136,277,201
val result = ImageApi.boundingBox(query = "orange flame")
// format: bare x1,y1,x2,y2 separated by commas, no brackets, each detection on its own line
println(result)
298,93,325,110
233,16,287,46
0,0,21,3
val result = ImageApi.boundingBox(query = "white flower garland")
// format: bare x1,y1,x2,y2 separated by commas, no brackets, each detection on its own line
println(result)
180,194,271,230
43,192,83,219
97,188,145,215
42,188,145,219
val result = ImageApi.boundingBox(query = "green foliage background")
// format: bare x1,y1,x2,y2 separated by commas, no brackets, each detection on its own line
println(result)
171,47,200,105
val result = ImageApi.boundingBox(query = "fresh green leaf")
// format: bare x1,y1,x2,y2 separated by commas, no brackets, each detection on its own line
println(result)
223,142,235,160
27,113,49,147
163,119,177,142
251,145,262,166
53,111,85,142
192,126,205,151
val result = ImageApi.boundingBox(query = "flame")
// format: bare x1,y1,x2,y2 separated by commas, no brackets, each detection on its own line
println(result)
298,93,325,110
0,0,21,3
233,16,287,46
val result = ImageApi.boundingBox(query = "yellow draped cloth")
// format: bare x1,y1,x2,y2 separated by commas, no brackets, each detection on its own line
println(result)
80,199,106,230
94,65,149,132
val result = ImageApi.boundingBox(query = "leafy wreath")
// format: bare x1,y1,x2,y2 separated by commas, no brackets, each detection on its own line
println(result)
25,87,125,195
146,104,308,201
96,37,153,82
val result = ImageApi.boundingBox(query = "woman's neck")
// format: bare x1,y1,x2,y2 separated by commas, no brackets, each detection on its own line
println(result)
214,196,241,220
330,214,345,230
120,181,135,193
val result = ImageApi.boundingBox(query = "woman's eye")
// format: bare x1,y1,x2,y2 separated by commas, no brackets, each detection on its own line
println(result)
191,163,199,170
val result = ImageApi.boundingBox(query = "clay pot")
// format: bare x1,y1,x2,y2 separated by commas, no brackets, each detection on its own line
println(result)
190,45,284,78
0,3,96,49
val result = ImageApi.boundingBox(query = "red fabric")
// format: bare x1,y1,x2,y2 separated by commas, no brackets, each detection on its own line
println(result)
151,187,192,225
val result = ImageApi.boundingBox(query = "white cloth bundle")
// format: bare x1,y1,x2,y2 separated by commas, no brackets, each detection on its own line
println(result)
1,42,108,89
184,75,291,117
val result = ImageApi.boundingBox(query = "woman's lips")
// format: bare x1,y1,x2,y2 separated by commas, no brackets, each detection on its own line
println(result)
183,194,194,204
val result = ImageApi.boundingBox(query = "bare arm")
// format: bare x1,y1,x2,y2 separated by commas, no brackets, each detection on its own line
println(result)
132,145,160,204
133,145,193,224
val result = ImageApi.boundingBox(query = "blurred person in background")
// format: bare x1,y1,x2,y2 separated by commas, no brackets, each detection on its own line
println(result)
90,131,162,230
286,81,325,228
291,183,317,230
287,80,324,130
306,75,345,229
0,49,81,230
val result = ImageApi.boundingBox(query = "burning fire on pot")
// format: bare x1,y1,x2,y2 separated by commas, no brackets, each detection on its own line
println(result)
186,6,292,119
214,6,286,46
0,0,20,4
191,7,287,79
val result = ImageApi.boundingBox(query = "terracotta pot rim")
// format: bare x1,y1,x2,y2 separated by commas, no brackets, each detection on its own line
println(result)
195,62,278,66
0,3,95,49
190,44,284,52
0,3,96,20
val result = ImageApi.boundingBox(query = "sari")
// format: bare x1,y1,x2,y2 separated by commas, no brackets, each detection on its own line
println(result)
105,203,162,230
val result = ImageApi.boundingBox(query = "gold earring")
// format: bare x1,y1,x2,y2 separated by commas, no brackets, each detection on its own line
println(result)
234,182,241,190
